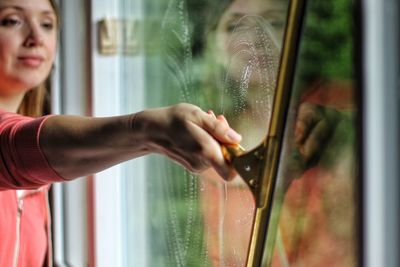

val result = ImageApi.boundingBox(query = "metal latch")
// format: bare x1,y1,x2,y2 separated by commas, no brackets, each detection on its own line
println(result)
98,18,140,56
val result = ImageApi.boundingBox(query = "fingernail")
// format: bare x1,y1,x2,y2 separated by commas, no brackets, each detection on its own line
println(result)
217,115,229,124
208,110,216,119
226,129,242,142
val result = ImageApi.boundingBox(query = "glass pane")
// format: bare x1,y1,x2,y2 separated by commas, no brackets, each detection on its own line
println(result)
120,0,289,266
263,0,359,266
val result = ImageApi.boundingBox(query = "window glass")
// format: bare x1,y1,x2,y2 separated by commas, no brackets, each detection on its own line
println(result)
263,0,359,266
121,0,289,266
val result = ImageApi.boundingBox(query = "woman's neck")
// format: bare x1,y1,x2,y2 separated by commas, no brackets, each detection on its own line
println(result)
0,93,25,112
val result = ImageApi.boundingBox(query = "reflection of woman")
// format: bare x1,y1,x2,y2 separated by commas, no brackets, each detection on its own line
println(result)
269,82,357,267
206,0,287,149
199,0,288,266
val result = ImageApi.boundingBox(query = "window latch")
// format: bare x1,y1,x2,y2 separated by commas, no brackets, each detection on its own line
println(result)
98,18,140,56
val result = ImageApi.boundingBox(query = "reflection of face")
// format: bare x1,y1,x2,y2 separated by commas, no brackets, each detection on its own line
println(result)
217,0,286,45
216,0,287,83
214,0,288,148
0,0,57,97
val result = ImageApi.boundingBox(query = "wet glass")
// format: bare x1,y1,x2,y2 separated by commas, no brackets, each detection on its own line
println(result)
120,0,289,266
262,0,360,266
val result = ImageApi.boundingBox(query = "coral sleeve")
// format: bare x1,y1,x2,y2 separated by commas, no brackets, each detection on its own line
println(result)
0,110,66,190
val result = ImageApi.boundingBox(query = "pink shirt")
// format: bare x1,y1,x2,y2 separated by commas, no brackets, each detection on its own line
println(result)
0,110,66,267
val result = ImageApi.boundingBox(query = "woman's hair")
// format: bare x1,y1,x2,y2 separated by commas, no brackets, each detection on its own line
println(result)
17,0,59,117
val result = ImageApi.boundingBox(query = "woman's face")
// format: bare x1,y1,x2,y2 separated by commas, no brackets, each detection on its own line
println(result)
215,0,287,84
0,0,57,96
213,0,288,148
217,0,287,41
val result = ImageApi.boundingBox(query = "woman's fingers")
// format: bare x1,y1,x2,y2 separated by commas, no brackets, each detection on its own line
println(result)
185,116,237,180
295,103,320,146
144,103,241,181
196,107,242,144
299,119,329,161
191,108,241,180
294,103,340,165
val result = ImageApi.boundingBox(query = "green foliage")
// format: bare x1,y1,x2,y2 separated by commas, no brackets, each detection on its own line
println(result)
299,0,354,84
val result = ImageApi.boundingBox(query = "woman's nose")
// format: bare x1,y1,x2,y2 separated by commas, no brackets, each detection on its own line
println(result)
23,23,44,47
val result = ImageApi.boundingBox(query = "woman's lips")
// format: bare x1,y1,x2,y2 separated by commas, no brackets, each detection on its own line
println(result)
18,56,44,67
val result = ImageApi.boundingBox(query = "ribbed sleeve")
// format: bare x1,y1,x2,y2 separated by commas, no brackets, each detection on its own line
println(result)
0,111,66,190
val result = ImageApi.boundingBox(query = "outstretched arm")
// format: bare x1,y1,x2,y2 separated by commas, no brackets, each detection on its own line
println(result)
40,103,241,181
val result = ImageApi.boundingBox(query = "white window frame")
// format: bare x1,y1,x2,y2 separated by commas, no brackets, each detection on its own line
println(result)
52,0,147,266
52,0,91,266
363,0,400,266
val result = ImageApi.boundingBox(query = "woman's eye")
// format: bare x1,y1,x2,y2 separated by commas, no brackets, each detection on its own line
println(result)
227,22,248,33
0,17,21,27
227,24,236,33
41,21,54,30
269,19,285,30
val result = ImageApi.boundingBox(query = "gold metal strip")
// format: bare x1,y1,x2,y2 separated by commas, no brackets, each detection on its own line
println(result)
245,0,307,265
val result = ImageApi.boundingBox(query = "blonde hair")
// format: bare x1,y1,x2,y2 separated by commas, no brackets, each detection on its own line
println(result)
17,79,50,117
17,0,58,117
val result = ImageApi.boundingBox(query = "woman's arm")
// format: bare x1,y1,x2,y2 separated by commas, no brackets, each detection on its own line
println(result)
40,103,241,181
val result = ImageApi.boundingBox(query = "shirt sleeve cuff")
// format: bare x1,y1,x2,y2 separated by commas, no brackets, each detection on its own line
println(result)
14,115,67,184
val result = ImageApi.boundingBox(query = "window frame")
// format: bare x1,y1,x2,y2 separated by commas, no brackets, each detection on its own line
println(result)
51,0,91,266
362,0,400,266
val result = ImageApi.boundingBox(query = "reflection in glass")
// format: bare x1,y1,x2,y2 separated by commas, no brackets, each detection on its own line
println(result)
138,0,288,266
206,0,288,150
263,0,359,266
200,0,288,266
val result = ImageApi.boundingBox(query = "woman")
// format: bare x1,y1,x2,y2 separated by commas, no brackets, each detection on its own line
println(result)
0,0,241,266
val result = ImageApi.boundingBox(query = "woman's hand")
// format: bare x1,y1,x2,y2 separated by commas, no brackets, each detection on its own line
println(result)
294,102,340,166
134,103,242,180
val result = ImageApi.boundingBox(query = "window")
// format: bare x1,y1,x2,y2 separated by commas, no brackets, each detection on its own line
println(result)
53,0,400,266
